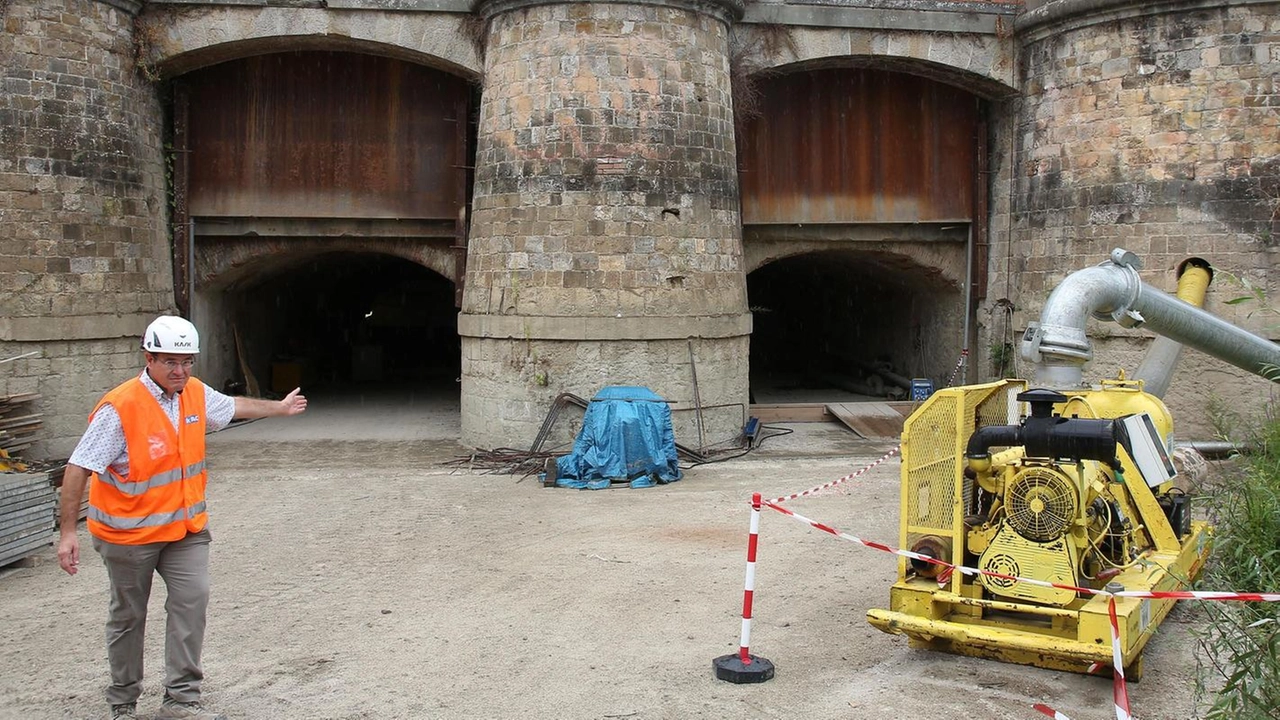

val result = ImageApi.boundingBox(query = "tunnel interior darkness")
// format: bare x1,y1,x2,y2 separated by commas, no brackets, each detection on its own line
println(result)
747,250,962,402
229,252,459,394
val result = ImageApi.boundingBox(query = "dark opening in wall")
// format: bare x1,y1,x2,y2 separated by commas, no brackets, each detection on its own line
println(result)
231,252,459,393
747,250,961,402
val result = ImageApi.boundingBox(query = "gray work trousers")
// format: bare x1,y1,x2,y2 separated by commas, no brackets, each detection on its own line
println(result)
92,528,212,707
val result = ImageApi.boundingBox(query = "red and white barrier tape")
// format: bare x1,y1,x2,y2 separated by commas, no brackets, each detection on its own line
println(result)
945,348,969,388
769,446,899,505
1108,597,1131,720
759,500,1280,604
767,350,969,507
735,493,763,665
753,498,1276,720
1034,705,1073,720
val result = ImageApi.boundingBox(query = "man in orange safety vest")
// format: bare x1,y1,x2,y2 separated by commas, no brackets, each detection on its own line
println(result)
57,315,308,720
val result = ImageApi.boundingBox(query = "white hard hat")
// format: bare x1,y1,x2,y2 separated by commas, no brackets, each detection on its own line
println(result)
142,315,200,354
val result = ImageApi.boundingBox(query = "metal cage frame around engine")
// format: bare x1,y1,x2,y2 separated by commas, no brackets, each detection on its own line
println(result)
868,378,1213,680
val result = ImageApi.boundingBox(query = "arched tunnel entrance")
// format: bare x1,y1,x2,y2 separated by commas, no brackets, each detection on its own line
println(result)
747,250,964,403
225,253,459,395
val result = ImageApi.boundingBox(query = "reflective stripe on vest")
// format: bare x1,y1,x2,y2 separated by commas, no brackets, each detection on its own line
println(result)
87,501,208,530
95,460,208,497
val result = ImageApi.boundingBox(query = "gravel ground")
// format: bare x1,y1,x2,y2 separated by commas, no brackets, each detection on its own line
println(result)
0,394,1205,720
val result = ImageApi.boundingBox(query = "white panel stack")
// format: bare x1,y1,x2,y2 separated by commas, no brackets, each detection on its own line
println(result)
0,472,55,567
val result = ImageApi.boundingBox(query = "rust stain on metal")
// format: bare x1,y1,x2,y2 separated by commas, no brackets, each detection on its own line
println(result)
738,68,979,225
185,52,469,220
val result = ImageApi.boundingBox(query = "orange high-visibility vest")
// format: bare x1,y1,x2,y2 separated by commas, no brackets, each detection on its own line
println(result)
86,376,209,545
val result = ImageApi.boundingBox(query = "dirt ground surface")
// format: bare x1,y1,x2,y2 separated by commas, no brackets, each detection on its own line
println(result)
0,390,1205,720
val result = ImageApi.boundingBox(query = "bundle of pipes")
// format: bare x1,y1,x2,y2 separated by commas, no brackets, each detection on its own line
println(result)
1022,248,1280,394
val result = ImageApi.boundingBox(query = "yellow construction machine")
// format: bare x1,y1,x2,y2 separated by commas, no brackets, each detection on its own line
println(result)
868,249,1280,679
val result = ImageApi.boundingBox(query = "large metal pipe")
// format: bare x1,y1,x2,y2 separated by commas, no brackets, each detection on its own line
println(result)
1132,257,1213,398
1022,248,1280,388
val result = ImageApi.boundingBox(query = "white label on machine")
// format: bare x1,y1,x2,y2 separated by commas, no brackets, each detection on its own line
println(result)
1141,598,1152,632
1118,413,1178,487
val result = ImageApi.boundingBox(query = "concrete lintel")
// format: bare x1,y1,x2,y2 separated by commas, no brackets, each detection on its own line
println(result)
744,221,970,243
194,217,459,239
0,314,153,343
458,313,753,340
742,3,1006,33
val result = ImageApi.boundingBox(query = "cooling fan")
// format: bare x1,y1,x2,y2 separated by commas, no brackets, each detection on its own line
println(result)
977,464,1081,605
1005,466,1078,542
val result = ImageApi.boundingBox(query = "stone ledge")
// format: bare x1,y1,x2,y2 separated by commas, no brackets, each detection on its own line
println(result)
97,0,143,14
474,0,746,22
744,2,1010,32
458,313,752,340
0,314,153,343
1016,0,1276,41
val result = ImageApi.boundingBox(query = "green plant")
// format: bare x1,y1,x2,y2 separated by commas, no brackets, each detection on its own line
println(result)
1192,417,1280,719
1219,268,1280,321
989,341,1016,379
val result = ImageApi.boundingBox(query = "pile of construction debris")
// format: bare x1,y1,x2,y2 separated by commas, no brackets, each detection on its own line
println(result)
0,392,41,464
0,392,58,568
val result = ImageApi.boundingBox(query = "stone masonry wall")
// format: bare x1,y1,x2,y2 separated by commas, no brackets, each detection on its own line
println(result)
988,1,1280,436
463,2,744,320
0,0,170,459
460,0,751,450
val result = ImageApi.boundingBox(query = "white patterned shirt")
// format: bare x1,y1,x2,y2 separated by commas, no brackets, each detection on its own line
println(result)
68,371,235,475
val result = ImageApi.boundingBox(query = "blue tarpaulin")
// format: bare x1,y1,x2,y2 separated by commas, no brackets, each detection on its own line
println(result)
551,386,683,490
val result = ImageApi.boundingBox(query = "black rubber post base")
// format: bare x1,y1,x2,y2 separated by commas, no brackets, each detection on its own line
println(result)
713,653,775,683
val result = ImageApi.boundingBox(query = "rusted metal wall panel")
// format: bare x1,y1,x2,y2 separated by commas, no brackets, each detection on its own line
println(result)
186,52,468,220
739,68,978,225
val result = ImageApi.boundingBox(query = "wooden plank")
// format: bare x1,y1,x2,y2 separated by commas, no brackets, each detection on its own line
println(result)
825,402,906,439
748,403,834,424
0,392,40,405
0,414,42,430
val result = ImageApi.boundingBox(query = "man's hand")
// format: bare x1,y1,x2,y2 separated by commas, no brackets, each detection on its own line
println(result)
234,389,309,420
58,532,80,575
280,387,308,416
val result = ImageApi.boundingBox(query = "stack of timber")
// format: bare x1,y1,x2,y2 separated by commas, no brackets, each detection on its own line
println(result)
0,392,42,459
0,392,55,566
1,472,55,566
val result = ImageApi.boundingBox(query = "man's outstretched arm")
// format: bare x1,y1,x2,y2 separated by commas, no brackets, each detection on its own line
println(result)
233,387,308,420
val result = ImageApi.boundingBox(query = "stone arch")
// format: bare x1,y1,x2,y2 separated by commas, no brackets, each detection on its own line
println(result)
139,5,483,79
746,237,967,290
196,237,457,293
192,240,460,393
746,246,968,398
742,26,1017,98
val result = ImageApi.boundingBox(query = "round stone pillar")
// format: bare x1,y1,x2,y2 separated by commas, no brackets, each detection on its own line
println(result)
461,0,750,450
1,0,170,458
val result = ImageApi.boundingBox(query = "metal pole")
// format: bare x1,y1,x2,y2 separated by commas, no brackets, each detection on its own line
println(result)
187,219,196,322
687,339,705,454
962,223,974,384
712,492,775,683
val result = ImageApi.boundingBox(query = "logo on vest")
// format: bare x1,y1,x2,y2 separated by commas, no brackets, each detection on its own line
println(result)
148,434,169,460
185,414,199,424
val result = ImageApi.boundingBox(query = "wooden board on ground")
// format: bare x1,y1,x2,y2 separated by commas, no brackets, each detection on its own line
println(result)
825,402,907,439
748,403,833,424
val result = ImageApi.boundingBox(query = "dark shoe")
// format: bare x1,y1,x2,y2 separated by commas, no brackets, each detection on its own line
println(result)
110,704,137,720
154,697,227,720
